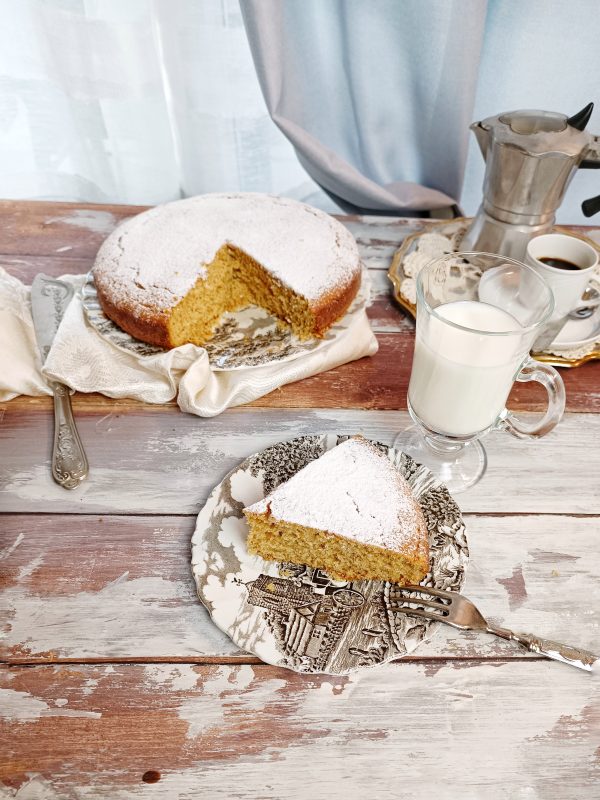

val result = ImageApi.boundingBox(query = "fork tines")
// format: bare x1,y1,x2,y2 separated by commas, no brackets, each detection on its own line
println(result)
390,584,453,619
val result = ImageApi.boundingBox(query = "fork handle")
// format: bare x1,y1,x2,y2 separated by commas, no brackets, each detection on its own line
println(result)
487,625,599,673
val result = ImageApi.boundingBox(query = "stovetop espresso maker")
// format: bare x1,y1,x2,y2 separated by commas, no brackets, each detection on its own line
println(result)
462,103,600,259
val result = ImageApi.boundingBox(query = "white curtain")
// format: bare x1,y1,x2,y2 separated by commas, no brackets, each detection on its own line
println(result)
1,0,600,223
0,0,324,206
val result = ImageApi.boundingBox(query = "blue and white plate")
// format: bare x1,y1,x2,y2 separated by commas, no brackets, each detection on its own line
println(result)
81,269,369,371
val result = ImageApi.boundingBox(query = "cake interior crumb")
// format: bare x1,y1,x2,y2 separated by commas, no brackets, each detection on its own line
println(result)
167,245,318,346
245,513,426,584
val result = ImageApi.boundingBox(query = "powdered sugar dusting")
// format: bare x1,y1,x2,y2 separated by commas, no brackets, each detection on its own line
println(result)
92,193,360,316
245,437,424,552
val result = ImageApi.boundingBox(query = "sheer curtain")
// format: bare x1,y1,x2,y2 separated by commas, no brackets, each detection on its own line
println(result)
242,0,485,213
0,0,324,206
1,0,600,222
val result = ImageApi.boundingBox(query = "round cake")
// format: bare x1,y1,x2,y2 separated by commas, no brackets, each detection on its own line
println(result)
92,193,362,349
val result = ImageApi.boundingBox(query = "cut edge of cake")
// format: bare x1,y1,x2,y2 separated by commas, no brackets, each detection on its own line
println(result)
92,193,362,349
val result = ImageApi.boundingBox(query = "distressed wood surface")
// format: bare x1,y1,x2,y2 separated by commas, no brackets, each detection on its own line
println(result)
4,331,600,413
2,201,600,798
1,201,600,413
1,661,599,800
0,198,423,259
1,513,598,664
1,408,599,515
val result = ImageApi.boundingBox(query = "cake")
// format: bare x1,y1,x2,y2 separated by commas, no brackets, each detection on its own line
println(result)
243,436,430,584
92,193,362,349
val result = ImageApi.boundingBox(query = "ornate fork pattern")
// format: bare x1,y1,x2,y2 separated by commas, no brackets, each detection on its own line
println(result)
393,585,598,672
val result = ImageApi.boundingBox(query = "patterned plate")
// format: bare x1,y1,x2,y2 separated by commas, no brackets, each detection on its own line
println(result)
191,434,469,675
81,269,369,371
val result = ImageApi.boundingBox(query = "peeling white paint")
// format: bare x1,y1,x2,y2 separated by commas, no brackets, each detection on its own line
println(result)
0,688,101,721
176,666,287,740
81,677,99,696
143,664,199,692
20,661,595,800
228,664,255,692
0,776,66,799
104,571,130,588
2,575,232,658
3,415,600,516
54,245,73,253
2,515,598,661
17,555,44,581
1,532,24,560
46,210,117,235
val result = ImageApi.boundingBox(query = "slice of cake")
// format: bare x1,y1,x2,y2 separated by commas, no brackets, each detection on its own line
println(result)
92,193,361,349
243,436,429,584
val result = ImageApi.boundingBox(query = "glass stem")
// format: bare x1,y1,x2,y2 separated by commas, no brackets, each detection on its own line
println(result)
423,435,466,456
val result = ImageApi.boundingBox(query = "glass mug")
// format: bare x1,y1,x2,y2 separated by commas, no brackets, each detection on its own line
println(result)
397,252,566,493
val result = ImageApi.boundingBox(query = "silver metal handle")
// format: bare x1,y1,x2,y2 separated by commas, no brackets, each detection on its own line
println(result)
488,624,598,672
51,381,89,489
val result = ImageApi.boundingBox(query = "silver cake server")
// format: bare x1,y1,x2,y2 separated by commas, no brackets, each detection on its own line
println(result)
31,274,89,490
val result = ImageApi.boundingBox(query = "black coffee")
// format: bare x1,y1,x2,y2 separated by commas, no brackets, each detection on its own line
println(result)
538,256,581,271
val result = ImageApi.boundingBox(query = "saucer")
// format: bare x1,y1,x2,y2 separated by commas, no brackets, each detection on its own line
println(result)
551,306,600,349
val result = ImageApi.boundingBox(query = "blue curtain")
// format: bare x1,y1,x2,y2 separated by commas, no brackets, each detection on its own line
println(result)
242,0,600,221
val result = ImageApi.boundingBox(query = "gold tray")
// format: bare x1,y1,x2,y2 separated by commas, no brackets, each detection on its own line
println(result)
388,217,600,368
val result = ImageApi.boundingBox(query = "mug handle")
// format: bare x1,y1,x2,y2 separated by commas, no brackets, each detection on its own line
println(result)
497,357,566,440
580,276,600,308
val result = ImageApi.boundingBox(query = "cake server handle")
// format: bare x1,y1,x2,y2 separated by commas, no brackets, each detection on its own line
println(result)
50,381,89,489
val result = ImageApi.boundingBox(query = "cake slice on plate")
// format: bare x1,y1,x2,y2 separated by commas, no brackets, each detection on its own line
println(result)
243,435,429,584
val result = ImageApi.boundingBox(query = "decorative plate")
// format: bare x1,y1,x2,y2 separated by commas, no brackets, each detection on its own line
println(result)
388,217,600,368
81,269,369,371
191,434,469,675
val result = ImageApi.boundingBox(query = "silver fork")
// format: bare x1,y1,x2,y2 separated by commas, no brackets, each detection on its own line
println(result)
395,585,598,673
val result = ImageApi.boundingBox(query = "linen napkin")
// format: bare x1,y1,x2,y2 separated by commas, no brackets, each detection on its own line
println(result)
0,267,378,417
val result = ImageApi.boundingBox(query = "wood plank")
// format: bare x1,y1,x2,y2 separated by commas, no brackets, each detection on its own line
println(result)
3,330,600,413
0,200,145,258
1,203,598,410
1,408,599,515
1,513,598,663
0,200,596,267
0,200,424,270
1,661,598,798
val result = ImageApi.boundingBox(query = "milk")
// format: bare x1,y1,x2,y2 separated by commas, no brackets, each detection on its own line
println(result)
408,301,526,437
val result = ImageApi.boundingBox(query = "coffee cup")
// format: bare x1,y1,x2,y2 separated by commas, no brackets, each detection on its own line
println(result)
525,233,600,324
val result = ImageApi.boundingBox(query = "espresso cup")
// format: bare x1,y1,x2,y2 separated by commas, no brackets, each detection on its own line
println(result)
525,233,600,323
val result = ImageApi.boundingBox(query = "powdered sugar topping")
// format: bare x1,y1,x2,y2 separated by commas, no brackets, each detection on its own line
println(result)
93,193,361,315
245,436,425,552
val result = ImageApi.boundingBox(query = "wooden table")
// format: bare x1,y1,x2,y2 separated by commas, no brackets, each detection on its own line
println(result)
1,201,599,799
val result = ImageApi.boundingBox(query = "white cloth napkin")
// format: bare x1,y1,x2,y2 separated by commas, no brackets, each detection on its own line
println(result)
0,267,378,416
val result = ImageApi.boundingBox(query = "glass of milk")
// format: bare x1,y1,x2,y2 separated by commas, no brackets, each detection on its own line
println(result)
399,252,566,493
